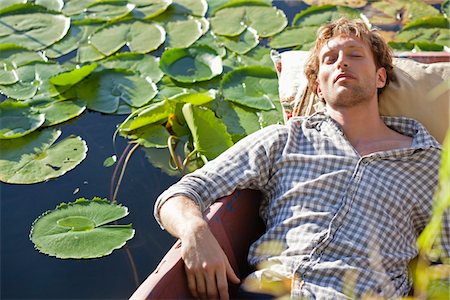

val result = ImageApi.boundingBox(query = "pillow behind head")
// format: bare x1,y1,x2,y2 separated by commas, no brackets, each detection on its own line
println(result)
271,50,450,143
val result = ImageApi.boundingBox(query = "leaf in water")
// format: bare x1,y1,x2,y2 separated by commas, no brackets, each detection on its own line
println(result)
30,197,134,259
131,0,172,19
76,70,157,114
0,44,46,85
221,66,278,111
369,0,440,26
293,4,360,27
165,18,204,48
50,63,98,86
90,20,166,56
170,0,207,17
237,46,274,68
119,99,175,132
35,0,64,11
193,32,226,57
302,0,367,8
83,0,134,21
211,6,287,38
0,100,45,139
27,98,86,127
443,0,450,18
61,0,97,16
0,0,26,10
160,45,223,83
0,4,70,50
257,99,284,128
170,89,217,105
208,0,272,16
182,103,233,160
103,155,117,167
127,124,170,148
143,146,181,177
0,129,87,184
101,53,163,83
216,27,259,54
269,26,318,49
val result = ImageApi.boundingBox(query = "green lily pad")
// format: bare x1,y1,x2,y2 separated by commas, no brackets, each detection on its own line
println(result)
169,0,207,17
237,46,274,68
90,20,166,56
0,0,26,10
211,6,287,37
83,0,134,21
292,4,360,27
302,0,366,8
0,129,87,184
0,101,45,139
27,98,86,127
119,100,175,132
269,26,318,50
370,0,440,26
0,4,70,50
0,44,46,85
61,0,97,16
131,0,172,19
182,103,233,160
216,27,259,54
170,89,217,105
50,63,98,86
160,45,223,83
127,123,171,148
257,99,284,127
30,197,134,259
165,18,204,48
76,70,158,114
35,0,63,11
193,32,226,57
221,66,277,111
101,53,163,83
443,0,450,17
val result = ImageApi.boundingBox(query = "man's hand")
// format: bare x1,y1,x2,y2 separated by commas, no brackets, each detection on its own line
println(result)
181,222,240,299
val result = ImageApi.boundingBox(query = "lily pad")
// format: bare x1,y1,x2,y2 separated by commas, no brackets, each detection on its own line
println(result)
165,18,204,48
101,53,163,83
370,0,440,26
0,4,70,50
221,66,278,111
292,4,361,27
127,123,171,148
35,0,64,11
159,45,223,83
170,89,217,105
208,0,271,16
90,20,166,56
119,100,175,132
76,70,158,114
216,27,259,54
50,63,98,86
27,98,86,127
0,129,87,184
30,197,134,259
302,0,367,8
0,101,45,139
182,103,233,160
169,0,207,17
131,0,172,19
443,0,450,17
211,6,287,37
269,26,318,50
83,1,134,21
0,0,26,10
61,0,97,16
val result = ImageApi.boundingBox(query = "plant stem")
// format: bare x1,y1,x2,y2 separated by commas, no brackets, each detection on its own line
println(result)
112,143,140,204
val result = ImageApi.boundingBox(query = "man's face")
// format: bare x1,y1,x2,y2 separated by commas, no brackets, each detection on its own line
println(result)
316,34,386,108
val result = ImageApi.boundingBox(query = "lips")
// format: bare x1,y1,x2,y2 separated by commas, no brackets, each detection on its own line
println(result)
334,73,356,83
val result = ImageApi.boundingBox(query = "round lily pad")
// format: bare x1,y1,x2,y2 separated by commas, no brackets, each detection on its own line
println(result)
0,129,87,184
0,101,45,139
216,27,259,54
101,53,163,83
0,44,45,85
221,66,278,111
165,18,204,48
27,98,86,127
131,0,172,19
30,197,135,259
159,45,223,83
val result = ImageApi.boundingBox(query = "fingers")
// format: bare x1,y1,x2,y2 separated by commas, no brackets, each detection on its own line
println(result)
216,269,229,300
225,258,241,284
195,272,208,299
186,266,199,299
205,270,219,299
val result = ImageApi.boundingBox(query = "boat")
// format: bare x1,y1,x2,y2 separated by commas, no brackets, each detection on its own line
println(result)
130,52,450,300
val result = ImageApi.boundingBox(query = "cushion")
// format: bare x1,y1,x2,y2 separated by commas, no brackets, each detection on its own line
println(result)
271,50,450,143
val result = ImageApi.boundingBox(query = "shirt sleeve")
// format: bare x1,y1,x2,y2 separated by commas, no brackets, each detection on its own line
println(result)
154,124,288,228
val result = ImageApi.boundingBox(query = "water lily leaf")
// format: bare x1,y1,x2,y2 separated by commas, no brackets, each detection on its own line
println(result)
27,98,86,127
257,99,283,127
0,129,87,184
101,53,163,83
208,0,271,16
50,63,98,86
103,155,117,167
159,45,222,83
0,0,26,10
0,4,70,50
83,0,134,21
269,26,318,50
301,0,366,8
131,0,172,19
119,100,175,132
62,0,97,16
127,124,170,148
221,66,277,111
0,44,46,85
30,197,134,259
216,27,259,54
90,20,165,56
193,32,226,57
165,18,203,48
170,89,216,105
211,6,287,37
170,0,207,17
182,103,233,160
142,146,182,176
293,4,360,27
77,70,157,114
237,46,273,68
443,0,450,17
35,0,64,11
0,101,45,139
370,0,440,26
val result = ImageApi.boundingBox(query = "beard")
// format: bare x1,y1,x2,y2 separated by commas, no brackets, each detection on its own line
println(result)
324,81,377,109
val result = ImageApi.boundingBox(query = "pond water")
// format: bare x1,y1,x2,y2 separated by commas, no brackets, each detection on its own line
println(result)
0,0,445,299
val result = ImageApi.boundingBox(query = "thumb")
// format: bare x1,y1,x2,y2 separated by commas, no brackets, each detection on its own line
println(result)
225,258,241,284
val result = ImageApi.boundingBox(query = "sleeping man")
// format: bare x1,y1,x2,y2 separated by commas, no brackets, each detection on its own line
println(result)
154,18,448,299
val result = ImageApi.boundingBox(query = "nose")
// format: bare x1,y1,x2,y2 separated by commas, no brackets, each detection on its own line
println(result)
336,52,348,69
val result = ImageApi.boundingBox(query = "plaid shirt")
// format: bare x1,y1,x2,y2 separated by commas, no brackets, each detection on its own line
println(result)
155,111,446,299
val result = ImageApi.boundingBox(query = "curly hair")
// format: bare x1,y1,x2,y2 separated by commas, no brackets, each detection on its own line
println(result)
304,17,395,97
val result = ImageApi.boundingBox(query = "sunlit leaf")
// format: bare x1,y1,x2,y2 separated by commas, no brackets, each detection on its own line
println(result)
0,4,70,50
62,0,97,16
27,98,86,127
0,101,45,139
170,0,207,17
443,0,450,18
90,20,165,56
165,18,204,48
370,0,440,26
301,0,366,8
30,198,134,259
221,66,277,110
50,63,97,86
193,32,226,57
101,53,163,83
83,0,134,21
237,46,274,68
127,124,170,148
257,99,284,127
35,0,64,11
119,100,175,132
170,89,217,105
0,0,26,10
131,0,172,19
103,155,117,167
269,26,318,50
76,70,157,114
216,27,259,54
292,4,360,27
0,129,87,184
208,0,272,16
159,45,222,83
182,103,233,160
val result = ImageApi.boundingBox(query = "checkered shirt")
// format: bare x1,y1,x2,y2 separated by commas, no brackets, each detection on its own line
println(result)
155,111,446,299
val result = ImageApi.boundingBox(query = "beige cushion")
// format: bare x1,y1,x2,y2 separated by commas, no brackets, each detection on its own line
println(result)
271,50,450,143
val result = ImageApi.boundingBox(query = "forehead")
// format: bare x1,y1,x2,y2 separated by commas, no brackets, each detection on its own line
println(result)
319,35,369,56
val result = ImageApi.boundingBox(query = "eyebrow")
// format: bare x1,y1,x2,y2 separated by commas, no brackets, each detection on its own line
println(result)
321,44,365,57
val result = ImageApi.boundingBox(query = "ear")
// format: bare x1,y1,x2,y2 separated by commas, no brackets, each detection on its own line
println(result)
316,81,323,98
376,67,387,89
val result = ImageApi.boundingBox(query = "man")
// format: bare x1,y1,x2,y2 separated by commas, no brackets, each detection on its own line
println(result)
154,18,446,299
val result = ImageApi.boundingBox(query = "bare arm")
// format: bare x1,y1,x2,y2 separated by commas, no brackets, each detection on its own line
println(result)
159,195,240,300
